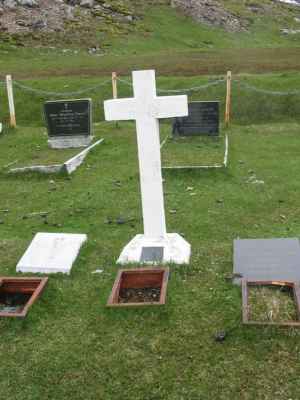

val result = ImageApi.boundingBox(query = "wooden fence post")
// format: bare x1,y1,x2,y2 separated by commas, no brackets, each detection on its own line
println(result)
112,72,118,100
6,75,16,128
225,71,232,127
112,72,119,127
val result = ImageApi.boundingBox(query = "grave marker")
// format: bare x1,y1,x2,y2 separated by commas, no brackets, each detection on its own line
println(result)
17,233,87,275
172,101,220,137
233,238,300,284
104,70,191,264
44,99,93,149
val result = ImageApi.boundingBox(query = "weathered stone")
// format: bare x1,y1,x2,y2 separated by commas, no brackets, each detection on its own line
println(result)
80,0,94,8
17,0,39,7
3,0,17,9
171,0,248,32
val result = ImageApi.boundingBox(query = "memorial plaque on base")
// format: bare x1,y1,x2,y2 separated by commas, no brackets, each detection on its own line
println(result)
44,99,93,148
173,101,219,137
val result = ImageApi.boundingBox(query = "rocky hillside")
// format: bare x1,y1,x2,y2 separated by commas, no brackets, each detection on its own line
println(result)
171,0,248,32
0,0,142,47
0,0,299,47
171,0,300,32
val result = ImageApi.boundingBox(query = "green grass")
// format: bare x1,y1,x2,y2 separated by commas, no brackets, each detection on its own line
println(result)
0,127,101,169
249,285,297,323
161,131,226,168
1,121,300,399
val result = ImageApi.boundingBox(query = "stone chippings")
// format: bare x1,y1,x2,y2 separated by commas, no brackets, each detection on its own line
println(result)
0,0,136,35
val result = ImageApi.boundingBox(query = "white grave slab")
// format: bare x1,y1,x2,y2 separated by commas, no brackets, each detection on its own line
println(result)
16,233,87,274
104,70,191,264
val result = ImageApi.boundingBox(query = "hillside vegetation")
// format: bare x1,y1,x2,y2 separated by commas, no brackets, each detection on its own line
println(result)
0,1,300,79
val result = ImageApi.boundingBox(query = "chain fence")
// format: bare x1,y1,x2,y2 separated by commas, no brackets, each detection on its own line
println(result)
0,74,300,126
12,79,112,97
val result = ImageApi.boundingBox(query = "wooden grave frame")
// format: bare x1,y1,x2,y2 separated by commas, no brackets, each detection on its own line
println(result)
242,279,300,327
0,277,48,318
107,268,169,307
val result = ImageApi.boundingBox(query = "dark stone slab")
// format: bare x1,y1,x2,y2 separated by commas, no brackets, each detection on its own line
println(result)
44,99,92,137
233,238,300,284
140,247,164,263
172,101,219,137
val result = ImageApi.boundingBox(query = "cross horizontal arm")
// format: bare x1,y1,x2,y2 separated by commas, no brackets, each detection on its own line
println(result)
153,95,188,119
104,98,137,121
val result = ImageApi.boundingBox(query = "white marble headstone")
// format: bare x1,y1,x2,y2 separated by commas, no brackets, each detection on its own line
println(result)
16,233,87,274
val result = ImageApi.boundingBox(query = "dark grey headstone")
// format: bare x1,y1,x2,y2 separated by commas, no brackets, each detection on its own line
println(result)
233,238,300,284
44,99,92,138
172,101,219,137
140,247,164,263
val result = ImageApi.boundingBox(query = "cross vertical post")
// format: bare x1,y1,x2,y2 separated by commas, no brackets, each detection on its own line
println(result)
104,70,191,264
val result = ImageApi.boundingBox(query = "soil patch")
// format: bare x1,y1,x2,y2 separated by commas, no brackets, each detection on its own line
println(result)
0,291,31,314
118,287,161,304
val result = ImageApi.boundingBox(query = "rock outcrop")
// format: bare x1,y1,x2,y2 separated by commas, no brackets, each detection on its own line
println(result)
171,0,248,32
0,0,135,39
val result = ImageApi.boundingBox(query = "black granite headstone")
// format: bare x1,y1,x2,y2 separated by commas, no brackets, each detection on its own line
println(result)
173,101,219,137
233,238,300,284
44,99,92,138
140,247,164,263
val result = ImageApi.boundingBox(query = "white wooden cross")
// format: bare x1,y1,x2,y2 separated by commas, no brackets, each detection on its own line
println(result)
104,70,188,240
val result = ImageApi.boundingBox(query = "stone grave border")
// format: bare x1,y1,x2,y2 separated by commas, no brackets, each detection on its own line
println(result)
242,279,300,327
161,133,229,170
8,138,104,175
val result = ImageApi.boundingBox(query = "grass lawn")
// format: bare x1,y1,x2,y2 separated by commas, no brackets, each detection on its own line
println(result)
160,129,226,168
0,127,105,169
1,121,300,399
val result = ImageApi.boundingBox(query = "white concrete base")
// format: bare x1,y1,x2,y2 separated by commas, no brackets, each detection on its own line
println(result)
16,232,87,275
117,233,191,265
48,135,93,149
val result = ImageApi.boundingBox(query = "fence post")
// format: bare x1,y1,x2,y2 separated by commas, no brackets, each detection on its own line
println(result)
6,75,16,128
112,72,119,128
225,70,231,127
112,72,118,100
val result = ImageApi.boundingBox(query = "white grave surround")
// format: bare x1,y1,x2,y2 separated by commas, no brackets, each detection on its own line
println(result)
104,69,191,265
9,138,104,175
16,233,87,274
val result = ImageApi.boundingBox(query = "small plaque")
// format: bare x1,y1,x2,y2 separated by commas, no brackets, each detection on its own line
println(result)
44,99,92,138
234,238,300,284
140,247,164,263
173,101,219,137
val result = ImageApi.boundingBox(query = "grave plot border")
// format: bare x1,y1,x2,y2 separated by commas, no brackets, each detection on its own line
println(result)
242,279,300,327
0,277,48,318
8,138,104,175
107,267,169,308
161,134,229,170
